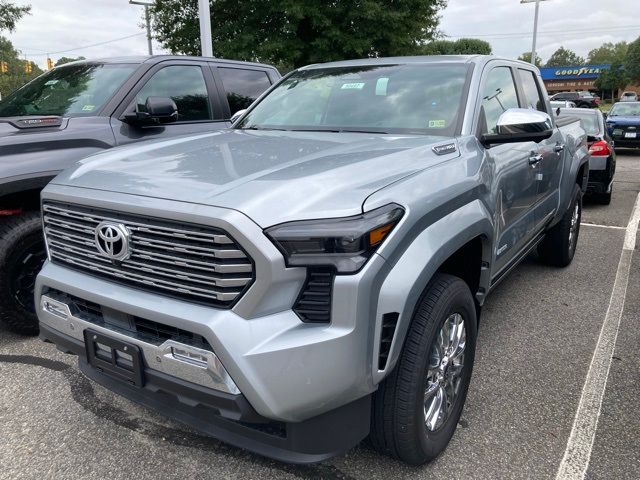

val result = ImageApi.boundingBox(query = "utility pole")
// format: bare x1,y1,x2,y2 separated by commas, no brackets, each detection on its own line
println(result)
198,0,213,57
129,0,154,55
521,0,549,66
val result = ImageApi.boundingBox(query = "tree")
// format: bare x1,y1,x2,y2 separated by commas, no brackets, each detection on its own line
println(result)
545,46,585,67
587,41,628,65
418,38,492,55
595,63,629,102
0,1,31,32
0,36,43,98
55,56,85,66
149,0,447,70
517,51,542,67
625,37,640,84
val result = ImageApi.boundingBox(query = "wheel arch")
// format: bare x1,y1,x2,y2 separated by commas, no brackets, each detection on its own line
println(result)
371,200,493,385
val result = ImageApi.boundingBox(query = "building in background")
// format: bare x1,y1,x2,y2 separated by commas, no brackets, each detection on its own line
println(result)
540,64,610,93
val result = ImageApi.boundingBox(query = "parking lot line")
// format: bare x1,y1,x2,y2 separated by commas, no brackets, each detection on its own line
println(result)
580,223,626,230
556,192,640,480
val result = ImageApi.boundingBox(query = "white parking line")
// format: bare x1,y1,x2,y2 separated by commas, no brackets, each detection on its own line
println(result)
556,192,640,480
580,223,626,230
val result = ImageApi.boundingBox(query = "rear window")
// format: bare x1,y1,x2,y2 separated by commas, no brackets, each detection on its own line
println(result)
217,67,272,116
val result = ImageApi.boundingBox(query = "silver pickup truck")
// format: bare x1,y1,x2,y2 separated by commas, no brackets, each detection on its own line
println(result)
36,56,588,465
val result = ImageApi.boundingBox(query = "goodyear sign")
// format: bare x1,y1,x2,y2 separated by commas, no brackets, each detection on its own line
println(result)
540,64,610,81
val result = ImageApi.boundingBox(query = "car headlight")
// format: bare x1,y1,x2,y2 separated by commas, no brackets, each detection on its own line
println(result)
265,204,404,273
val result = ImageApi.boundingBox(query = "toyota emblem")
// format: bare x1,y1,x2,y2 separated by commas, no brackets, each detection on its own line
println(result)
95,222,130,261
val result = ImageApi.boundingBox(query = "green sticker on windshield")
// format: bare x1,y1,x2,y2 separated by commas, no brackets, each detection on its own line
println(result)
428,120,446,128
341,82,365,90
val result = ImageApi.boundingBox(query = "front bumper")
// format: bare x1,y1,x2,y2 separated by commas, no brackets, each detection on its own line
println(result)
36,184,391,462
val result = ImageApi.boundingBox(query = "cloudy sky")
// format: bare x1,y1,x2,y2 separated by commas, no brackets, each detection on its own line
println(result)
5,0,640,69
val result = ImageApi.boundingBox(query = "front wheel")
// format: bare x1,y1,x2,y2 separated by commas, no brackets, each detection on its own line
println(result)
538,184,582,267
370,273,477,465
0,212,47,335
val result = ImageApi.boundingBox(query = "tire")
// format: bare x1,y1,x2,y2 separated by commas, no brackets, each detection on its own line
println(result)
370,273,477,465
537,184,582,267
0,211,47,335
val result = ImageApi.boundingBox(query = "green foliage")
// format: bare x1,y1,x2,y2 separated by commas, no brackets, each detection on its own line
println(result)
419,38,492,55
595,63,629,101
625,37,640,84
517,52,542,67
149,0,447,70
54,56,86,67
544,46,585,67
0,36,43,98
587,41,628,65
0,0,30,33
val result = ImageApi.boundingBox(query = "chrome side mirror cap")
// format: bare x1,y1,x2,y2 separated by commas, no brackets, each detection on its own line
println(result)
482,108,554,146
230,109,247,124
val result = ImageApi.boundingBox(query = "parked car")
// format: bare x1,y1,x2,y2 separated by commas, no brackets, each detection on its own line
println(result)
556,107,615,204
0,55,280,334
36,56,588,465
550,91,600,108
551,100,577,109
620,91,638,102
605,101,640,150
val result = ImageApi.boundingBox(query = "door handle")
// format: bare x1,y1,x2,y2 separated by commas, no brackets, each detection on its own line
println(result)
554,143,566,153
529,154,543,166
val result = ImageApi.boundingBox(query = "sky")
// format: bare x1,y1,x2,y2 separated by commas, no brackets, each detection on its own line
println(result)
5,0,640,69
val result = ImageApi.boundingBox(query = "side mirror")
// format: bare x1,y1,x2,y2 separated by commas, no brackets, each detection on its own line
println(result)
481,108,554,146
230,109,247,124
123,96,178,126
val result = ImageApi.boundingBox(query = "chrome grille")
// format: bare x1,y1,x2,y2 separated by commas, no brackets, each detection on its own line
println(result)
42,202,254,307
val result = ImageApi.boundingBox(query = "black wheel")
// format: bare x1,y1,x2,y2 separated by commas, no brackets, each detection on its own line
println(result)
370,273,477,465
538,184,582,267
0,211,47,335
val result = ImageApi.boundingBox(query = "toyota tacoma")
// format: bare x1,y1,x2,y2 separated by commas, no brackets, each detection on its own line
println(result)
36,56,588,464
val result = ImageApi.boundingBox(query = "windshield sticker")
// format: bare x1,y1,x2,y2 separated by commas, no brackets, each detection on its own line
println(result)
428,120,446,128
81,105,95,111
375,78,389,96
44,80,59,86
341,82,365,90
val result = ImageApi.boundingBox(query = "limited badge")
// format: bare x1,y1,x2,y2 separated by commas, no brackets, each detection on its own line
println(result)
432,143,457,156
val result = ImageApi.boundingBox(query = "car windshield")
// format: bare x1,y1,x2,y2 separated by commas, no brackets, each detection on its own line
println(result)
609,103,640,116
236,63,470,135
0,63,136,117
563,112,600,135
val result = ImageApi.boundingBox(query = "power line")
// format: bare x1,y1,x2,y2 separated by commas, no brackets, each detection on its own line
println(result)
445,24,640,40
17,32,146,56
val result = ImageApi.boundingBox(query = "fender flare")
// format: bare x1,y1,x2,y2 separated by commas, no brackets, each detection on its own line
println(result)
371,199,493,385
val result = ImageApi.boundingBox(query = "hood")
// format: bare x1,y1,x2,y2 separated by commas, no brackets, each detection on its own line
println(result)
606,115,640,126
52,129,458,226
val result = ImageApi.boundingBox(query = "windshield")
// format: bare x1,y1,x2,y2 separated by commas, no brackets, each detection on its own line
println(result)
609,103,640,116
0,63,136,117
560,111,600,135
237,64,470,135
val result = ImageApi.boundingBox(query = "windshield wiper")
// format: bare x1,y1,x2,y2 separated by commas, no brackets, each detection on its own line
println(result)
240,124,288,131
288,127,388,134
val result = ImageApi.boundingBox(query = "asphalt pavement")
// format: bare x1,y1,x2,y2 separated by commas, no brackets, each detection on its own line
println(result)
1,153,639,480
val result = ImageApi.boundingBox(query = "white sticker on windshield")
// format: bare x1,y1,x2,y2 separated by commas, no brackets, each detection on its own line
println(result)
375,78,389,96
341,82,365,90
82,105,95,111
44,80,59,86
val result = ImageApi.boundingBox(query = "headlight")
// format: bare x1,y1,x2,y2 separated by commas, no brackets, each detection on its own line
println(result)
265,204,404,273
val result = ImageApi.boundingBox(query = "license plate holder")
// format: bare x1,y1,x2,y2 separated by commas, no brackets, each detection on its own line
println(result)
625,132,637,138
84,329,144,387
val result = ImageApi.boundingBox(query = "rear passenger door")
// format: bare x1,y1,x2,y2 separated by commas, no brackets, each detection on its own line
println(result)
479,65,539,276
211,66,274,120
111,61,227,146
517,68,564,232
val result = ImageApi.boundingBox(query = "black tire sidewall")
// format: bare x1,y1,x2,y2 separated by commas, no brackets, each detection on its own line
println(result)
416,280,477,458
0,212,45,335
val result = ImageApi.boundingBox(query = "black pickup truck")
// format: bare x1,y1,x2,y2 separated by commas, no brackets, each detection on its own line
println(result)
0,55,280,334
